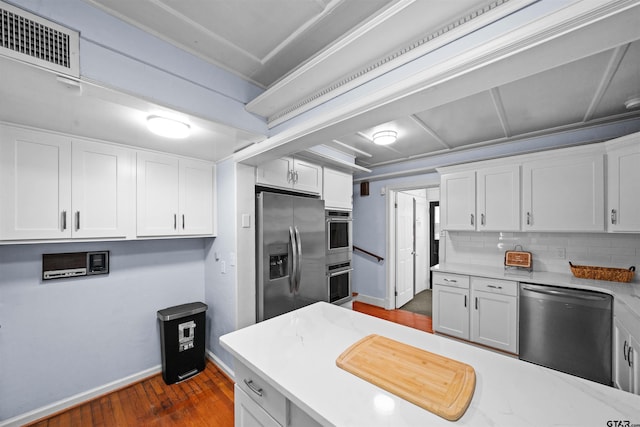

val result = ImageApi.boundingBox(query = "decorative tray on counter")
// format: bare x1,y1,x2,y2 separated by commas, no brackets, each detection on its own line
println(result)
336,334,476,421
569,262,635,283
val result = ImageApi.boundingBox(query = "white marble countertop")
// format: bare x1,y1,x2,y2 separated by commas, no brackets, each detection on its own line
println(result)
220,302,640,427
433,263,640,320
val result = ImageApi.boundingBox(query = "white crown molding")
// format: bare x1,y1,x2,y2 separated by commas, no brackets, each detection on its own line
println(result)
246,0,535,125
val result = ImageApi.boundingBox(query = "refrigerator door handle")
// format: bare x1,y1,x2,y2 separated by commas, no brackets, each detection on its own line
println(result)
294,226,302,292
289,226,297,294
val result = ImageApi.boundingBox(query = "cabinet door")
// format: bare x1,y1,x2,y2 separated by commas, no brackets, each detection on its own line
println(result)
477,165,520,231
292,159,322,194
256,157,293,189
608,142,640,232
471,290,518,354
441,171,475,230
613,318,632,392
180,159,214,235
136,152,180,236
522,154,604,231
631,334,640,395
433,284,469,339
234,385,282,427
72,140,133,238
323,168,352,210
0,126,72,240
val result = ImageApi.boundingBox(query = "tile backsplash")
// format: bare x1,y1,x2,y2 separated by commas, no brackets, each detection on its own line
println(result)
443,231,640,276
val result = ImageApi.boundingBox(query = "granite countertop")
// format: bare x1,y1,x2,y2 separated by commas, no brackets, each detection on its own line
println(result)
432,263,640,320
220,302,640,427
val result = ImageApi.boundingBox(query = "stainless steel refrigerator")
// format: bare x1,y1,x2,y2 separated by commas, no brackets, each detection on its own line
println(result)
257,191,326,321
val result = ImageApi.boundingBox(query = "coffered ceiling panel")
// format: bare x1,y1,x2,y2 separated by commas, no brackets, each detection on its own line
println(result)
592,42,640,120
414,91,506,149
498,50,611,136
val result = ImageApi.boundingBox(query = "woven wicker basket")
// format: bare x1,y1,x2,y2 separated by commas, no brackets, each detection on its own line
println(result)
569,262,636,283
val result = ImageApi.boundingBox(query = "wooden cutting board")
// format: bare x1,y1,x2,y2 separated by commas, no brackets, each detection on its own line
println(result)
336,334,476,421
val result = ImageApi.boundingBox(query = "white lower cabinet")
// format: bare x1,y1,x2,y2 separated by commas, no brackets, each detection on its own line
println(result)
234,359,322,427
613,306,640,395
470,277,518,354
235,385,281,427
433,273,470,340
433,273,519,354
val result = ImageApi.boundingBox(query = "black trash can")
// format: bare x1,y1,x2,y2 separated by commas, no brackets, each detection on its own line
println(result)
157,302,208,385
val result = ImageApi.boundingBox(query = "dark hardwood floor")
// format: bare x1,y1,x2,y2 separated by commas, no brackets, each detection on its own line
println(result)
27,302,432,426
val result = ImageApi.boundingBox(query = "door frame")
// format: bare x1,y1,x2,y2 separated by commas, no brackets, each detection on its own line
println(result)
385,178,439,309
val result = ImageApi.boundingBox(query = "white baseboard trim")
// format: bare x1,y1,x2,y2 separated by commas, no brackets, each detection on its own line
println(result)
0,365,162,427
354,293,387,308
206,349,235,381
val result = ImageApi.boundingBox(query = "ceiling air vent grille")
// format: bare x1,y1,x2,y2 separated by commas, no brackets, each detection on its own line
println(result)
0,1,79,77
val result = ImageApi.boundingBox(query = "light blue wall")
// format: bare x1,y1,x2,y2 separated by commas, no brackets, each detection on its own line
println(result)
352,173,438,303
205,159,237,370
0,239,206,421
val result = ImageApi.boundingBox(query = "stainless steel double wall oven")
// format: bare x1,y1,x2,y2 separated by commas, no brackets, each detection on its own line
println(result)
325,210,352,305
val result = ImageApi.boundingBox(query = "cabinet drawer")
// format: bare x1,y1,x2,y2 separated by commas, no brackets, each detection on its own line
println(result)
433,272,470,289
235,360,287,425
471,277,518,296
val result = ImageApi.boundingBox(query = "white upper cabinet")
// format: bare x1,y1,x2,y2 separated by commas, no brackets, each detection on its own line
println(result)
72,139,133,239
440,171,476,231
256,157,322,194
0,125,133,240
137,152,214,237
323,168,352,210
607,133,640,232
441,165,520,231
522,150,605,232
476,165,520,231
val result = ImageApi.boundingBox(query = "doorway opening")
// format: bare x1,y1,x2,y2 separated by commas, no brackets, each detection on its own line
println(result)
386,183,439,312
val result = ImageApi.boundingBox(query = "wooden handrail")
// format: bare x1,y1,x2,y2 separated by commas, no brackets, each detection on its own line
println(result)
353,245,384,262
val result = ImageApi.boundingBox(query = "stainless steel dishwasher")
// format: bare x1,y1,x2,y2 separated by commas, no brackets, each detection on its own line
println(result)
519,283,612,386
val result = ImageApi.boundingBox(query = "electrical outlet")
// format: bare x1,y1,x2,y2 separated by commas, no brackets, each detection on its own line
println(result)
554,248,566,259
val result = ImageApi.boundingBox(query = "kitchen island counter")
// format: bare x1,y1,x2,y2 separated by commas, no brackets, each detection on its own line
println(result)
220,302,640,427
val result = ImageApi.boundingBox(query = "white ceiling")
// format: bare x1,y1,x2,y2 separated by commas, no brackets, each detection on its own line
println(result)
2,0,640,169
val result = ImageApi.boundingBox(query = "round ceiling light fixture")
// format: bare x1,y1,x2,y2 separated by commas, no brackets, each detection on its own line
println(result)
146,115,191,139
624,97,640,110
372,130,397,145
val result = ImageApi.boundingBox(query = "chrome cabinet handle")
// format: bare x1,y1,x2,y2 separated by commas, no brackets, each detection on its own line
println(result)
182,214,185,230
526,212,532,225
287,169,293,183
464,295,467,307
624,340,628,361
61,211,67,231
475,297,478,310
174,214,177,230
480,213,485,226
611,209,617,224
243,379,263,397
294,170,299,183
75,211,80,231
487,284,503,290
629,347,633,368
470,213,474,226
443,278,458,283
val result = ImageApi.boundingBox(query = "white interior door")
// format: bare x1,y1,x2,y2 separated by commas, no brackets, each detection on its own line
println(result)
396,192,415,308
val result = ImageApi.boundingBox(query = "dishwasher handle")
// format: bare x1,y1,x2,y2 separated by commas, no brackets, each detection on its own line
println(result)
521,284,610,302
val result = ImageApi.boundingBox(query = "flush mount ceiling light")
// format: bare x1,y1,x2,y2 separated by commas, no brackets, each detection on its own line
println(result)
624,97,640,110
146,115,190,139
372,130,397,145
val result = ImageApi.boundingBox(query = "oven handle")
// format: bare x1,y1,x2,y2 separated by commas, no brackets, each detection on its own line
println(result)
326,218,352,223
329,268,353,277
